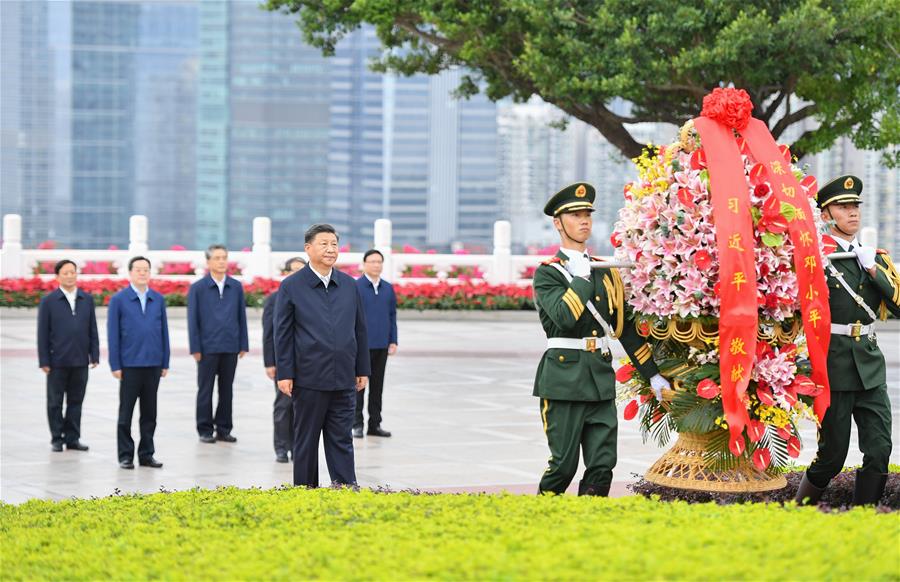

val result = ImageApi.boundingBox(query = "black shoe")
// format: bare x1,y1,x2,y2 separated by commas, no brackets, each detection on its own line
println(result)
367,425,392,438
199,435,216,444
66,441,89,451
578,480,610,497
119,460,135,470
352,426,364,439
216,433,237,443
139,457,163,468
275,452,289,463
853,470,888,506
51,442,63,452
794,472,826,506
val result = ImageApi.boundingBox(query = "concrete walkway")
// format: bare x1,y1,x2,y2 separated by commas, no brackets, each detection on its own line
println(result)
2,308,898,504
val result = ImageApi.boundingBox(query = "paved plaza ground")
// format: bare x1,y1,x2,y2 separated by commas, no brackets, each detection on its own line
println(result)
2,308,898,504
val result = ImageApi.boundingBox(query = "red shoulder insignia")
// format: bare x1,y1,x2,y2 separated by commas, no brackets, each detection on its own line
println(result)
821,234,838,255
876,248,889,255
540,257,562,266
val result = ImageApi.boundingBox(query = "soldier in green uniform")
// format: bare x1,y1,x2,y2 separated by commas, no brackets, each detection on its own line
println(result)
533,183,670,496
796,175,900,506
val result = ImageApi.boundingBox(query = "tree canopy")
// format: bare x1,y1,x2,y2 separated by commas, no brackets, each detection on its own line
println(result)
266,0,900,165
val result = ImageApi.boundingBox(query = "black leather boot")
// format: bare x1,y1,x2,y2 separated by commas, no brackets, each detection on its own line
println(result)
852,470,888,506
794,472,826,505
577,480,611,497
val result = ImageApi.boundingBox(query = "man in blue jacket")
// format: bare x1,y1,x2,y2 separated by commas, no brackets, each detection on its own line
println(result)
107,256,169,469
275,224,370,487
263,256,306,463
188,244,249,444
37,259,99,452
354,249,398,438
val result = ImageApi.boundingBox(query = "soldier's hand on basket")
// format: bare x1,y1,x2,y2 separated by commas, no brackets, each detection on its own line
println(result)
649,374,670,402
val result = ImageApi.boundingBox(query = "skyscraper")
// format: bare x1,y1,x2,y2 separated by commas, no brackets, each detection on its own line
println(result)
1,0,55,246
196,2,332,251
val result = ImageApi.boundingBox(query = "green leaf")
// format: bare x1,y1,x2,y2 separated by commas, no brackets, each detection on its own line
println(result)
761,232,784,247
779,202,797,221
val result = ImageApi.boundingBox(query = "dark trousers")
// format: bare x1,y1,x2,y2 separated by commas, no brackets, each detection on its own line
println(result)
293,388,356,487
196,352,238,436
117,367,160,462
355,348,389,428
538,398,618,494
274,383,294,455
46,366,89,445
807,385,893,488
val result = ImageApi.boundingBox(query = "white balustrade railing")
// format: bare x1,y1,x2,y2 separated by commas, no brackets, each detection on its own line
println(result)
1,214,568,286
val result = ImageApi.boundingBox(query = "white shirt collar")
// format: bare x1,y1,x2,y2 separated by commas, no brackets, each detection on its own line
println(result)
310,265,333,286
559,247,590,261
365,274,380,294
833,237,859,251
60,287,78,311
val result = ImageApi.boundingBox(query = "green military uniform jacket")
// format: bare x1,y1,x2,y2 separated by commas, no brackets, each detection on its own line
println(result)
826,249,900,391
533,251,659,401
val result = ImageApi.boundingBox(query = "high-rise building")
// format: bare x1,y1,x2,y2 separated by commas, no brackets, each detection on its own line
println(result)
1,0,55,246
384,69,499,250
196,2,332,251
133,1,198,249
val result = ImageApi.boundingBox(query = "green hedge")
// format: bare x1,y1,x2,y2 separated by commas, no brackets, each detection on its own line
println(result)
2,488,898,580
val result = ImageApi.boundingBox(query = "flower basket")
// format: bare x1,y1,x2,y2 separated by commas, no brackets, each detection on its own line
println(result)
614,89,833,492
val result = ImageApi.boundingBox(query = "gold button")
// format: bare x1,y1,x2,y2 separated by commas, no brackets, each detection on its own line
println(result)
592,330,598,336
558,355,565,362
595,295,600,301
855,337,861,342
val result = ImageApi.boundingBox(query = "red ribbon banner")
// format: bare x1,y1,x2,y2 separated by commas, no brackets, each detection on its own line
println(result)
692,117,756,451
741,119,832,420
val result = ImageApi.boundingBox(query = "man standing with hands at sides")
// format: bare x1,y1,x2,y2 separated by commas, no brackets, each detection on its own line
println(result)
188,244,249,444
263,256,306,463
354,249,398,439
37,259,99,452
275,224,370,488
532,183,670,496
108,256,169,469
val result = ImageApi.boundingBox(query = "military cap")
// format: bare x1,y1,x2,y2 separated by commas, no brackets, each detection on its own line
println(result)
817,175,863,209
543,183,596,217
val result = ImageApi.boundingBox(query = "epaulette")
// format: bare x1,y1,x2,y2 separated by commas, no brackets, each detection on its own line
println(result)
540,257,563,266
876,249,889,255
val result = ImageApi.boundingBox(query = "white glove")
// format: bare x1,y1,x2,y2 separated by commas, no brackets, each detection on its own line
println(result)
854,245,877,270
649,374,670,402
566,255,591,278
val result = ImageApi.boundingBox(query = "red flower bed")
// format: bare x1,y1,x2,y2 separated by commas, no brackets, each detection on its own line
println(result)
1,278,535,310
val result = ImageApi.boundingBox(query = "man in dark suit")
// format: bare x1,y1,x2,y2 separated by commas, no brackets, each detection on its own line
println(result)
275,224,370,487
263,256,306,463
107,256,169,470
188,244,249,444
37,259,99,452
354,249,398,438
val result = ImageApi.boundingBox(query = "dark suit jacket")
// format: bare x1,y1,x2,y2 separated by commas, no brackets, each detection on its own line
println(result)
274,266,371,390
262,291,277,368
37,288,100,368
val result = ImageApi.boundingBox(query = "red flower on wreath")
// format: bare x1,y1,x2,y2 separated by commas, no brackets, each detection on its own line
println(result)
701,88,754,130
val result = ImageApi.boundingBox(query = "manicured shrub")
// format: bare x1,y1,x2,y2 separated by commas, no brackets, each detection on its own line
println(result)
1,488,897,580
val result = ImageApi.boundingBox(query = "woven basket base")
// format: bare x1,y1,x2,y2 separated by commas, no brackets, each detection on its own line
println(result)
645,432,787,493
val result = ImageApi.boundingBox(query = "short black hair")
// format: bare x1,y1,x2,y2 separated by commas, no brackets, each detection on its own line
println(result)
54,259,76,275
284,256,307,270
304,223,338,244
128,256,151,271
363,249,384,262
205,244,227,260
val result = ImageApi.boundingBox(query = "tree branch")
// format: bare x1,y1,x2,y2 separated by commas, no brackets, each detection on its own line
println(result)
771,104,817,138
